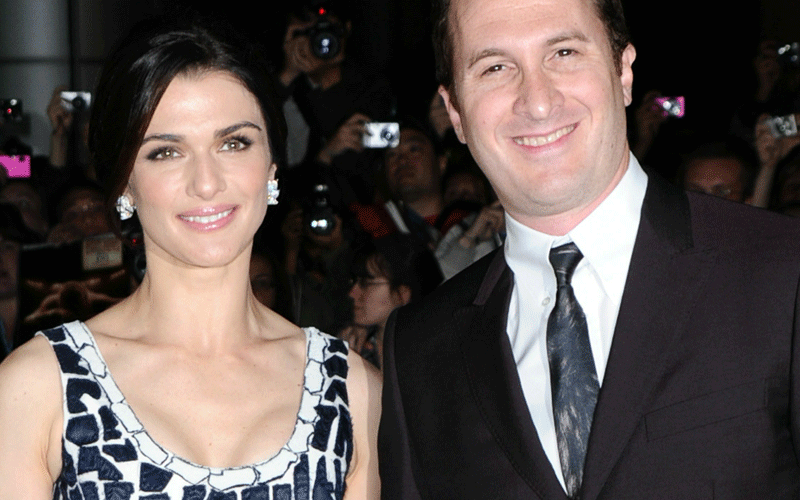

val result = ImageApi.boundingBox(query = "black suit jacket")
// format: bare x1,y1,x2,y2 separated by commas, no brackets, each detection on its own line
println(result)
379,173,800,499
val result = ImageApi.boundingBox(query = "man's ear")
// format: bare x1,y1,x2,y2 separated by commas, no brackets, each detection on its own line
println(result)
394,285,412,307
439,85,466,144
620,44,636,107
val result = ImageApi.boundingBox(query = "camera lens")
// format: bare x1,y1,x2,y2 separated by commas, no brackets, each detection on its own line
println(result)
311,30,340,59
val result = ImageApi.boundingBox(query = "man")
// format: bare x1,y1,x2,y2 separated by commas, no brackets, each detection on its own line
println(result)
352,122,503,274
279,0,394,204
378,0,800,498
351,122,452,244
680,139,758,204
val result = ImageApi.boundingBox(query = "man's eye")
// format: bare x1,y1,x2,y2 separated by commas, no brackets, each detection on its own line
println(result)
556,48,576,57
483,64,505,75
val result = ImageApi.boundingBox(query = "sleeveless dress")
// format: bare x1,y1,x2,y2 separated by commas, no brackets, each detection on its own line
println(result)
39,321,353,500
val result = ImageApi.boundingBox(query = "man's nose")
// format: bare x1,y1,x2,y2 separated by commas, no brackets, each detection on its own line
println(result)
512,66,564,120
187,153,226,199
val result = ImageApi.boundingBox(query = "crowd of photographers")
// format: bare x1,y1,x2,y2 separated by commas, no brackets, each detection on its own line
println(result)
0,2,799,366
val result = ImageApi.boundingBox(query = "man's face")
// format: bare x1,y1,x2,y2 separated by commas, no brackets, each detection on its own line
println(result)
683,158,747,202
384,129,442,202
440,0,635,234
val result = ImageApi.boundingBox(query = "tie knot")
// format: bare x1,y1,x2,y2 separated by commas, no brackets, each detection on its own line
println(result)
549,242,583,285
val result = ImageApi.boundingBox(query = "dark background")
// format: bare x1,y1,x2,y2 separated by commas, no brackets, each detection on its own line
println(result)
174,0,798,135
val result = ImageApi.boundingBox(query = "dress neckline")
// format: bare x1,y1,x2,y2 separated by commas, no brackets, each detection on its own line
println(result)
63,320,324,484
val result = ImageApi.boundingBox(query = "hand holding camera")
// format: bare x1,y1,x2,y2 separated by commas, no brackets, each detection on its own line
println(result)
47,86,73,135
316,112,370,165
280,11,346,86
755,113,800,171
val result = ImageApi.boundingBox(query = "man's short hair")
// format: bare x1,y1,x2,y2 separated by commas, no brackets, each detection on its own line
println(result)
432,0,632,96
679,138,759,199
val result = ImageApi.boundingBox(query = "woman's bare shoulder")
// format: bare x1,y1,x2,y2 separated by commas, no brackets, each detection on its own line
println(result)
0,334,62,398
0,335,64,494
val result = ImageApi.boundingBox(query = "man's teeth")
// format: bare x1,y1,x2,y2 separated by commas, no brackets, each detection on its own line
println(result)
514,124,575,146
182,209,233,224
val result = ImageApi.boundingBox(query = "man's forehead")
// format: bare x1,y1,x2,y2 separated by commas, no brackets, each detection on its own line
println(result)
449,0,601,52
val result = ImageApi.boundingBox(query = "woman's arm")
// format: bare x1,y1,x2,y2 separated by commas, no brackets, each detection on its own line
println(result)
0,336,63,499
343,351,382,499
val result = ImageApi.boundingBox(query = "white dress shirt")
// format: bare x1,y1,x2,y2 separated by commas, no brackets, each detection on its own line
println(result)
503,153,648,491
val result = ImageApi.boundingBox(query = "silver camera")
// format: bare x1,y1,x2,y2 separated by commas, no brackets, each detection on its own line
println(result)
768,115,798,138
363,122,400,148
60,91,92,112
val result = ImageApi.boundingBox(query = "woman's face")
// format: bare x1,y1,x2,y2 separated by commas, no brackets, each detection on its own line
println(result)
126,71,276,270
349,257,407,328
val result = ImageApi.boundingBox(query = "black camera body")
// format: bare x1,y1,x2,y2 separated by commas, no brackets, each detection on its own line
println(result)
295,15,346,60
303,184,337,236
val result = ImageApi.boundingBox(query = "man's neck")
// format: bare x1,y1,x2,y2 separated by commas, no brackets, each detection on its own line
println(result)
404,193,444,220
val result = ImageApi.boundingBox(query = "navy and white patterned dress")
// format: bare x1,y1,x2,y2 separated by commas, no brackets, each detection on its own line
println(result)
39,321,353,500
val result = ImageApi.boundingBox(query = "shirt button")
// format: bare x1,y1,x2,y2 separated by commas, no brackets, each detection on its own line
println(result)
542,296,551,306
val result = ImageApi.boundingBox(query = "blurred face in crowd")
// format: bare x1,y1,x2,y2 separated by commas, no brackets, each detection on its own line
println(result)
349,257,408,329
58,187,110,239
443,171,488,206
384,129,444,202
683,157,748,203
440,0,635,234
124,71,276,270
0,235,19,299
0,182,48,237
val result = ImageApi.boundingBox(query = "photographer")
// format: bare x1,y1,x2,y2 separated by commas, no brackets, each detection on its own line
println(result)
278,0,395,205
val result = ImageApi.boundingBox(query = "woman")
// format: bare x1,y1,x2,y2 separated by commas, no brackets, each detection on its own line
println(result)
0,17,380,499
341,234,442,369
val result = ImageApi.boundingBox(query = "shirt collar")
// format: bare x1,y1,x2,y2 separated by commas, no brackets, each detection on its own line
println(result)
504,153,648,302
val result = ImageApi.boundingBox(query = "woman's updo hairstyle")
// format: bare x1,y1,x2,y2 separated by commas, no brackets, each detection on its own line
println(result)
88,14,287,238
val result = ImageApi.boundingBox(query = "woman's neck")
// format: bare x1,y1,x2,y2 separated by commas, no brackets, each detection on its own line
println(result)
121,251,267,353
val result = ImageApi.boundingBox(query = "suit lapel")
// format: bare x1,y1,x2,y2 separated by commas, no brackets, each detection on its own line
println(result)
581,175,717,500
459,251,569,500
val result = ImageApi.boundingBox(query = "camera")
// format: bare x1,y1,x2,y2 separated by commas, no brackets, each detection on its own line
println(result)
778,42,799,68
363,122,400,148
60,91,92,112
655,96,685,118
0,155,31,178
768,114,798,138
304,183,337,236
294,11,346,60
1,99,22,122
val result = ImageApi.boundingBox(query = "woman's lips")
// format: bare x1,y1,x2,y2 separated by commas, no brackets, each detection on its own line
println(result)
178,206,237,229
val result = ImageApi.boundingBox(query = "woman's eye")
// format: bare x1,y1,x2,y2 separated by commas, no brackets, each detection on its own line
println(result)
220,135,253,152
146,147,179,161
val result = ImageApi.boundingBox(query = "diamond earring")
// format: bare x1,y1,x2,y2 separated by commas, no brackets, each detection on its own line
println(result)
115,195,136,220
266,179,280,206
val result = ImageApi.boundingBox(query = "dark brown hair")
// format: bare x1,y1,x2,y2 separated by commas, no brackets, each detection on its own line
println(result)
432,0,632,99
89,15,287,237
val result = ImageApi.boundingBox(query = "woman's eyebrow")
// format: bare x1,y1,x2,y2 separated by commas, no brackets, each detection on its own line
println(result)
215,121,263,139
